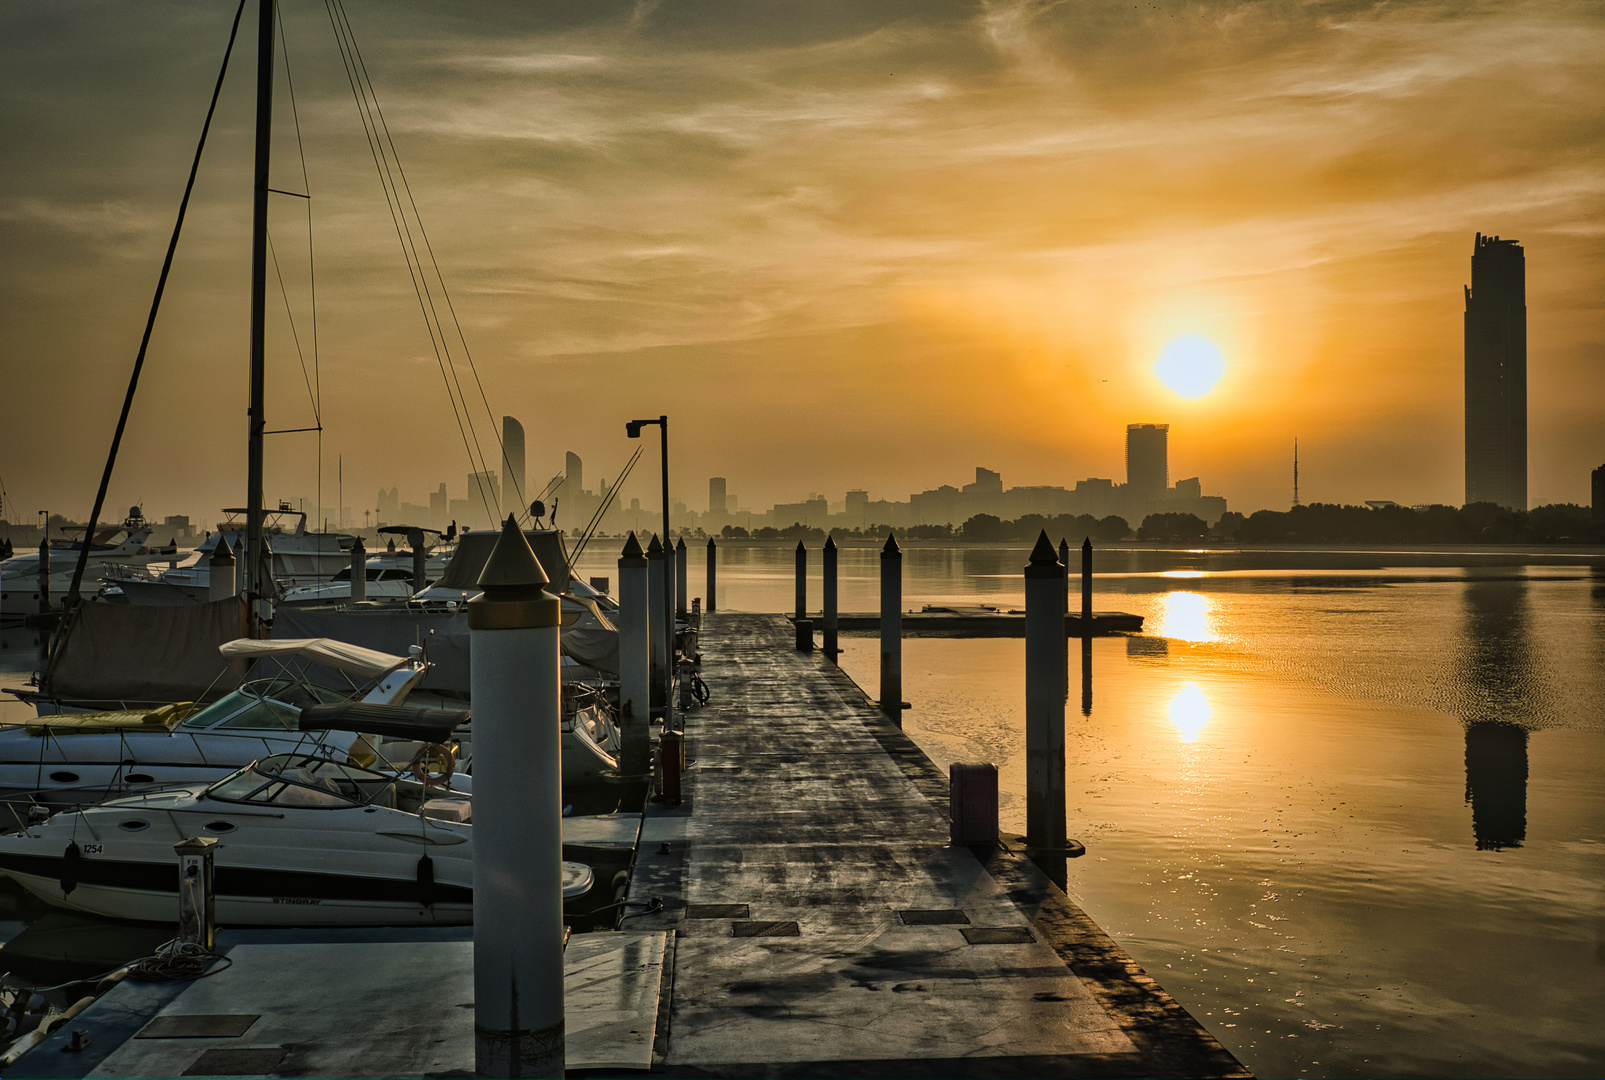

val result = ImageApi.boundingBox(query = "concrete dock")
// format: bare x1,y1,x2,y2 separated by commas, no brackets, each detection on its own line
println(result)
627,612,1243,1077
10,612,1243,1078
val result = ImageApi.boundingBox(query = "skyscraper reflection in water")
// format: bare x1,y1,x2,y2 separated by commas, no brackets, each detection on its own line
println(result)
1458,577,1541,851
1464,721,1528,850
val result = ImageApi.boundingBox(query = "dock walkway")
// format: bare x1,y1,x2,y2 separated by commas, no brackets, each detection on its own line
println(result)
628,612,1246,1077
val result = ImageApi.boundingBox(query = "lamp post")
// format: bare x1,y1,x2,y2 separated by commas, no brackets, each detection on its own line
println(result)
626,415,674,728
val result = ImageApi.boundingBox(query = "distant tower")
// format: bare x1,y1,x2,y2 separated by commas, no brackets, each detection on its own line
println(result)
1126,423,1169,519
1593,464,1605,527
1464,234,1527,510
1293,438,1300,508
501,416,525,514
566,451,584,495
709,477,727,516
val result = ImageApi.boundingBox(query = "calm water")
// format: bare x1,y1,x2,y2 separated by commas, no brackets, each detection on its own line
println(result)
4,544,1602,1076
570,540,1605,1079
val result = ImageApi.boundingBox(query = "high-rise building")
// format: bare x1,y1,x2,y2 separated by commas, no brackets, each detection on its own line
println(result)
1126,424,1168,519
1592,464,1604,527
1464,233,1527,510
501,416,526,514
566,452,584,498
709,477,727,516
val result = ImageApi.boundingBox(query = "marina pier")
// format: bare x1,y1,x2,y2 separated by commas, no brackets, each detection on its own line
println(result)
11,612,1245,1078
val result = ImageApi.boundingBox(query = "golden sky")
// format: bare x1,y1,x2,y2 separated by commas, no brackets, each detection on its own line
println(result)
2,0,1602,527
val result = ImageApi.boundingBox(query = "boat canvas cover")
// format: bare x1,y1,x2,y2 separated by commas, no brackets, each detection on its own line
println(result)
273,603,618,689
41,597,249,703
300,701,468,742
220,637,407,679
434,529,572,593
272,608,471,691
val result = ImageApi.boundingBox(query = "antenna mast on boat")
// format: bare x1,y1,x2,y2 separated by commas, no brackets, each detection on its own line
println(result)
246,0,275,630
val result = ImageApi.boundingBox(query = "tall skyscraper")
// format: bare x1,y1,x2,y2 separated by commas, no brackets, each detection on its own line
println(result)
566,451,584,497
1126,423,1169,519
501,416,525,514
1464,233,1527,510
708,477,727,516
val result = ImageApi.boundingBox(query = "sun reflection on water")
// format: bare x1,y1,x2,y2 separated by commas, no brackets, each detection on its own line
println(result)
1167,682,1213,742
1152,590,1217,643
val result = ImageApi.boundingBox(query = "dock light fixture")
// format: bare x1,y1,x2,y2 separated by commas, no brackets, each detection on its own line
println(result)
626,415,674,728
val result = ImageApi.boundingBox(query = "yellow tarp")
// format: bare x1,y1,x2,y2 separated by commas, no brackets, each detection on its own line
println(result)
25,702,193,736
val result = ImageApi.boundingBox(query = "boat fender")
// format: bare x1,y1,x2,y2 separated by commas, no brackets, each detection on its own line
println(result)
410,744,455,788
416,854,435,909
60,842,82,896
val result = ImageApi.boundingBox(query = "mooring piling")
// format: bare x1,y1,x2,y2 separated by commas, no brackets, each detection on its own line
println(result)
705,536,717,612
348,535,366,603
617,534,651,778
822,535,839,661
1081,536,1093,622
880,533,903,724
675,537,687,616
1026,531,1068,888
794,540,807,620
469,516,566,1078
646,535,667,699
208,535,236,602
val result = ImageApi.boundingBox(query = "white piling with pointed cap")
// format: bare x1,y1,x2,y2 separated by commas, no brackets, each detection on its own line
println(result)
208,535,237,602
617,534,651,777
1025,530,1068,857
822,535,839,662
349,535,366,603
469,515,565,1078
646,535,667,694
674,537,687,615
705,537,717,612
880,533,902,724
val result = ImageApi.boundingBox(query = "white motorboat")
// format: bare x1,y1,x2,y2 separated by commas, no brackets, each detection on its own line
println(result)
0,637,429,810
100,505,355,606
0,723,594,927
279,562,422,607
0,510,157,621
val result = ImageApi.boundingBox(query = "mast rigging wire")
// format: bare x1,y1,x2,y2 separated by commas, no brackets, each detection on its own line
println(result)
323,1,516,525
64,0,249,611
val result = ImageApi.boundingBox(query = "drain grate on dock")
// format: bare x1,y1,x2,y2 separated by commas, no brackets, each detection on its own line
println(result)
182,1047,287,1076
731,920,801,938
137,1014,260,1039
962,927,1036,944
687,903,750,919
897,909,971,925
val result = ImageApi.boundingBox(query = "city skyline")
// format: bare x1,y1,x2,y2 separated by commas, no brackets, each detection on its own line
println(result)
1,3,1602,527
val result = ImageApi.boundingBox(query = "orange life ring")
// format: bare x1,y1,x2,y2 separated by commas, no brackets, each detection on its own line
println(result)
410,743,455,787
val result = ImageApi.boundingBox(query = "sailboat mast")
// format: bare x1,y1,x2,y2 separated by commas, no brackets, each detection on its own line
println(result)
246,0,274,628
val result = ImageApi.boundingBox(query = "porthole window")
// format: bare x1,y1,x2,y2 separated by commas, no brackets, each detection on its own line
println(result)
119,819,150,832
49,771,79,784
203,821,238,834
124,773,156,785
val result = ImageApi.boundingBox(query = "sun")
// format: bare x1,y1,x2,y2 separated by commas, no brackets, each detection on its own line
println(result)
1153,335,1226,398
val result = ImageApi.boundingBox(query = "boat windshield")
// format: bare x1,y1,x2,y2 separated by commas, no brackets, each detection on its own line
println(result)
204,753,397,809
178,679,347,732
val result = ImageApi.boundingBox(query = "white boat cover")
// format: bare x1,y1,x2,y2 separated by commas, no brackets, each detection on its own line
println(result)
219,637,408,678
